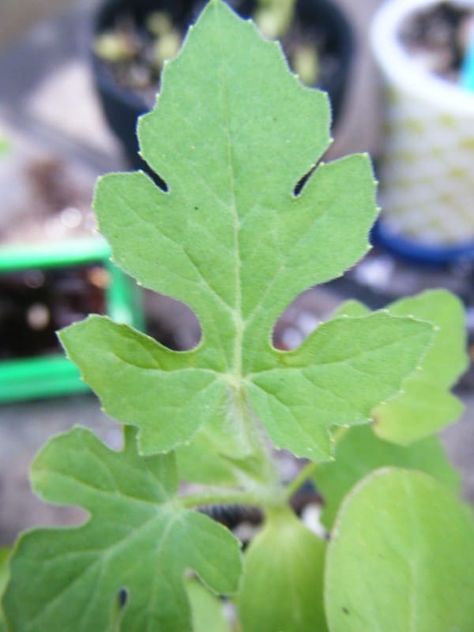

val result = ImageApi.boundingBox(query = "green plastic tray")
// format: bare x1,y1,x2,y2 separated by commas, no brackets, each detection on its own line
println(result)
0,237,144,403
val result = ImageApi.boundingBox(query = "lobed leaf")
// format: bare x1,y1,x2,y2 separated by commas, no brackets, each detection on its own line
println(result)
247,312,433,460
60,0,433,462
325,468,474,631
314,425,460,529
3,427,241,632
237,509,327,632
373,290,467,443
336,290,467,444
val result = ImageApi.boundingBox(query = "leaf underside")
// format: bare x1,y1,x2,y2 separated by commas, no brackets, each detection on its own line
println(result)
3,427,241,632
237,509,327,632
314,424,460,529
325,468,474,632
61,0,433,463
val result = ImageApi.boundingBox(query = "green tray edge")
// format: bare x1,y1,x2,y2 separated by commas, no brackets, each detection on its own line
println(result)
0,238,144,403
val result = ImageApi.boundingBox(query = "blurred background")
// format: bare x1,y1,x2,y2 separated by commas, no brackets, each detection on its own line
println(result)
1,0,474,544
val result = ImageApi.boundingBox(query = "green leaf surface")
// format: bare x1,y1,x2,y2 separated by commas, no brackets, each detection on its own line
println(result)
325,468,474,632
237,509,327,632
176,424,265,486
0,549,9,604
60,0,432,462
373,290,467,443
246,312,432,460
186,579,231,632
315,425,460,529
3,427,241,632
336,290,467,444
0,549,9,632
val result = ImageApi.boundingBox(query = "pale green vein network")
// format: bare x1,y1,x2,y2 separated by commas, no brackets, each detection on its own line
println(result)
218,54,244,380
61,0,433,461
3,427,242,632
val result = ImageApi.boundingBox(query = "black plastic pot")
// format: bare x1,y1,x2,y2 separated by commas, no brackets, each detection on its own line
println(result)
91,0,354,172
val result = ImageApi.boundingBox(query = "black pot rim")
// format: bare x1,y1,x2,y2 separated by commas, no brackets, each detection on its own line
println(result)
90,0,354,115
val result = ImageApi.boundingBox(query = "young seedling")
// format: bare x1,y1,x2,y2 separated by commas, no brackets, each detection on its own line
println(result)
254,0,297,38
94,0,320,91
3,2,473,630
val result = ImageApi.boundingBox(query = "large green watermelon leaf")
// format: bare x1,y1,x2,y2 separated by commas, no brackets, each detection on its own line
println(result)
314,425,460,530
3,427,241,632
61,0,432,463
237,508,327,632
325,468,474,632
336,290,467,444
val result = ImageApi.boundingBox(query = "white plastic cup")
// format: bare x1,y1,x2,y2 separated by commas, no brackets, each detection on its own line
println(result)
371,0,474,258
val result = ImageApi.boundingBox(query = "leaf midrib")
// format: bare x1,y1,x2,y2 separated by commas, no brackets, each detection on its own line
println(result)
217,47,243,381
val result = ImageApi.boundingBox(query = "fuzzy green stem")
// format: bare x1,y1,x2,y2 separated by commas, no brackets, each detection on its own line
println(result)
228,385,280,488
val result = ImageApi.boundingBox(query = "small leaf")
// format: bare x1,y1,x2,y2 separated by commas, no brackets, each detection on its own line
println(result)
314,425,460,529
186,578,231,632
176,424,266,486
0,549,9,632
337,290,468,443
374,290,467,443
325,468,474,632
60,0,433,462
237,509,327,632
177,432,245,485
4,427,241,632
0,549,9,603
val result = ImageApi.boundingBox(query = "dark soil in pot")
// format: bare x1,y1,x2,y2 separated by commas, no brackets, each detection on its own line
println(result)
0,265,108,360
91,0,353,173
0,157,108,361
399,1,474,82
202,480,324,547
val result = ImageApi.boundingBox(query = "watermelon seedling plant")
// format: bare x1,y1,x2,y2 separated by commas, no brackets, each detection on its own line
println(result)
2,2,473,630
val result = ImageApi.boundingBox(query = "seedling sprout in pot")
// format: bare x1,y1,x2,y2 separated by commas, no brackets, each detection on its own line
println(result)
91,0,353,170
2,2,474,630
